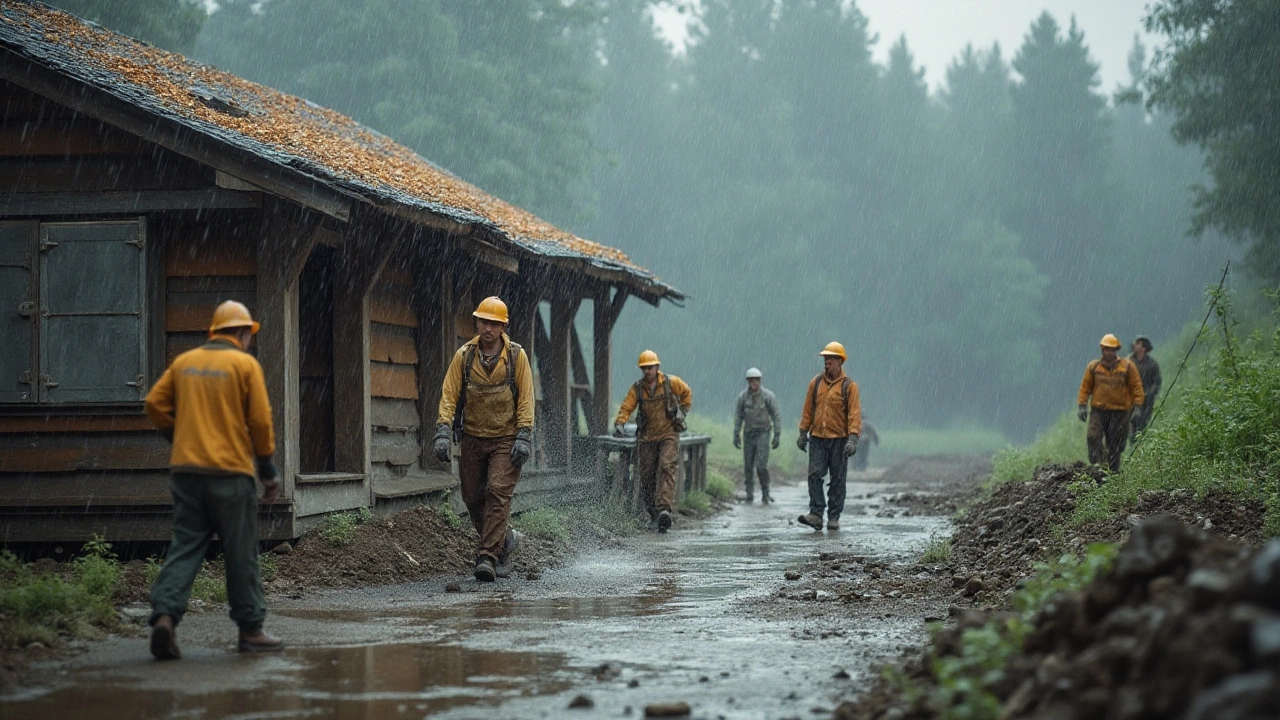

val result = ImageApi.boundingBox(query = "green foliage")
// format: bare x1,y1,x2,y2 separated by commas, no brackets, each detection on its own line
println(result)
1013,544,1118,614
680,490,712,514
990,413,1087,486
685,412,805,476
318,508,372,547
48,0,206,54
880,425,1010,459
512,507,570,544
0,537,127,643
258,552,278,583
437,501,463,530
191,560,227,604
921,535,953,565
142,556,162,586
705,469,734,501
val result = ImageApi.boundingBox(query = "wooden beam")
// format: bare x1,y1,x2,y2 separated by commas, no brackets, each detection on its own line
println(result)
593,286,625,437
0,188,261,215
0,414,152,433
463,242,519,274
542,294,579,468
569,325,593,434
415,263,448,470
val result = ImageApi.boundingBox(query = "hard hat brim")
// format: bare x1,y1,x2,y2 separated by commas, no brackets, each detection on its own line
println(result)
210,320,260,334
819,351,845,358
638,361,660,367
472,311,508,323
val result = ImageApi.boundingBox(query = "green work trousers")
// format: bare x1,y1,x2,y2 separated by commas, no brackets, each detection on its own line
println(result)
742,430,771,497
150,472,266,632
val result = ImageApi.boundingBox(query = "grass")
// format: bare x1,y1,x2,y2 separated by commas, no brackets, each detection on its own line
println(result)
680,489,711,513
0,536,123,646
318,507,374,547
686,413,807,476
437,501,464,529
705,468,734,501
879,424,1010,459
512,506,570,543
920,535,953,564
988,412,1087,487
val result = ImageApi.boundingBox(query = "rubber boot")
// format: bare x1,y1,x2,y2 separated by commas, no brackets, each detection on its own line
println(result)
149,614,181,660
496,529,521,578
759,469,772,504
657,510,672,533
238,628,285,653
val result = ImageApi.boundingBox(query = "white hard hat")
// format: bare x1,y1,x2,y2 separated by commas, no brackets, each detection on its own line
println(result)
745,367,763,379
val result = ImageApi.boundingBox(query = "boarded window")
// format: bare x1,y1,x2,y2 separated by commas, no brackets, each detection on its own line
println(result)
0,219,146,404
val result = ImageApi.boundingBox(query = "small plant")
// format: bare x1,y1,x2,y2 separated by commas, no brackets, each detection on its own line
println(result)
319,509,368,547
705,470,734,501
921,535,953,565
513,507,570,543
191,560,227,604
258,551,278,582
680,490,711,513
437,501,463,530
142,557,163,585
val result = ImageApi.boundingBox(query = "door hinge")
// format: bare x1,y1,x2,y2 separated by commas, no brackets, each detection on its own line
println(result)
17,301,35,318
125,236,144,249
39,240,58,252
39,374,58,389
125,374,144,391
18,370,32,386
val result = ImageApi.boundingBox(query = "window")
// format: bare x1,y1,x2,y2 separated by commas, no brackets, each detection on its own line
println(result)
0,219,147,404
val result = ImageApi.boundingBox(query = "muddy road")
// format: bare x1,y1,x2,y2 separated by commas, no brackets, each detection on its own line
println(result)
2,457,987,719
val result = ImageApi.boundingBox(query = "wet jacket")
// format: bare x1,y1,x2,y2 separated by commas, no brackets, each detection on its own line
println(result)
437,334,535,438
735,387,781,435
800,371,861,440
1128,353,1162,410
1078,358,1145,411
145,336,274,478
615,372,693,441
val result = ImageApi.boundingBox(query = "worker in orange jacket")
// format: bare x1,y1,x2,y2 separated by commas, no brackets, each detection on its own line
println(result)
144,301,282,660
434,297,535,582
1078,334,1145,472
615,350,693,533
797,342,861,531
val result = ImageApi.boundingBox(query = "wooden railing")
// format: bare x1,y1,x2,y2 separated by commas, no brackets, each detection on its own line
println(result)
592,434,712,509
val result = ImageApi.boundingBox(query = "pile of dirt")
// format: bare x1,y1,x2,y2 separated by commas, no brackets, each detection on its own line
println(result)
1078,488,1269,548
857,518,1280,720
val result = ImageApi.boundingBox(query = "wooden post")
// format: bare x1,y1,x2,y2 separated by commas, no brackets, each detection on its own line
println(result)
414,244,447,470
543,292,579,469
592,286,627,436
256,198,321,505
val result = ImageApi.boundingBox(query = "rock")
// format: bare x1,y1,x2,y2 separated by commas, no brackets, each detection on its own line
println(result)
1187,568,1234,609
951,574,968,589
1184,671,1280,720
444,582,461,593
526,571,541,581
568,694,594,709
962,577,986,597
1245,539,1280,608
1113,516,1202,583
1250,614,1280,663
270,541,293,555
628,679,640,688
591,663,620,681
832,669,851,679
698,676,709,683
24,641,46,651
119,602,150,623
832,701,859,720
644,702,692,717
785,571,801,581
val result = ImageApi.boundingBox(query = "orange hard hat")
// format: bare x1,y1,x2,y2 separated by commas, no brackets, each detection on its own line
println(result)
209,300,259,336
637,350,661,367
819,342,847,361
473,296,509,324
1100,334,1122,349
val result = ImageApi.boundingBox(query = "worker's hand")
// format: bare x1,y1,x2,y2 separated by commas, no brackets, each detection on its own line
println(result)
260,477,280,502
796,432,808,452
1077,404,1089,423
614,423,626,438
733,433,741,449
844,434,859,458
511,428,532,466
433,423,453,463
771,433,780,450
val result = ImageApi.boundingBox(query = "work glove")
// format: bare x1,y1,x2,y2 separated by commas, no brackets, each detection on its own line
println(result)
256,455,280,501
511,427,532,466
772,433,780,450
796,432,808,452
1077,404,1089,423
432,423,453,463
733,432,741,449
614,422,626,438
844,434,859,458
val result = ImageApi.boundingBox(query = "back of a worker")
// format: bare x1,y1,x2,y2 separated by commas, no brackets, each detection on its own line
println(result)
143,300,283,660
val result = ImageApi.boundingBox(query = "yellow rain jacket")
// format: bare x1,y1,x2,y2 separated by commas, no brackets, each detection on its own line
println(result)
615,372,693,441
436,334,535,438
1078,358,1145,411
800,371,862,439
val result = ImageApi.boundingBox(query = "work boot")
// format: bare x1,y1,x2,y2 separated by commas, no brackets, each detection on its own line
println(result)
797,513,823,530
474,556,496,582
657,510,673,534
826,517,840,531
647,515,659,532
761,492,774,505
149,614,181,660
238,628,285,653
743,494,754,504
496,529,522,579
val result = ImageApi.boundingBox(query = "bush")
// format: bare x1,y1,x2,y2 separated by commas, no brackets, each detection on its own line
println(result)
191,560,227,604
989,412,1086,486
705,469,734,501
0,535,125,642
680,490,711,513
513,507,570,543
318,508,372,547
437,501,463,530
920,535,952,565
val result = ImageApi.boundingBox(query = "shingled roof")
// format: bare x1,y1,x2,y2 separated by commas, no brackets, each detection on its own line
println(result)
0,1,681,302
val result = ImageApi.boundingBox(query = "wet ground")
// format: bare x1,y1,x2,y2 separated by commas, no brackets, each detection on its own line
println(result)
1,466,962,720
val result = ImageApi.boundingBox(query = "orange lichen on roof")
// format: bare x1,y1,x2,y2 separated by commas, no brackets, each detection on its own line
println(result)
1,2,636,268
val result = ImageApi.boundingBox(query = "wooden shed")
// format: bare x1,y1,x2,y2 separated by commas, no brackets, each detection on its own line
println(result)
0,3,682,543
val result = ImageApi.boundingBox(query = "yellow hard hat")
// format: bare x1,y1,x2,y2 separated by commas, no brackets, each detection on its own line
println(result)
473,296,509,324
1100,334,1122,349
209,300,259,336
819,342,847,361
637,350,660,367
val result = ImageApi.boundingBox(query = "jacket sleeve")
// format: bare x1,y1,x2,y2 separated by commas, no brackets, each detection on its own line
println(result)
799,378,815,433
614,384,639,426
435,349,465,426
144,367,177,431
1127,360,1146,408
733,392,745,435
767,390,782,433
515,348,535,429
672,376,692,412
1077,362,1096,406
245,358,276,457
846,381,862,437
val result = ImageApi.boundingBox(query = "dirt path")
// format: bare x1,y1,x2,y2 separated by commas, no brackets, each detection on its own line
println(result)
0,456,988,719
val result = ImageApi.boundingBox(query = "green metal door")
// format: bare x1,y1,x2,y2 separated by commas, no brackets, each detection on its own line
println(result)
0,222,37,403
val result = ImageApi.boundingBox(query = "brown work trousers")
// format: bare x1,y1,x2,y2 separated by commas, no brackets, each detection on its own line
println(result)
459,434,521,562
635,436,678,517
1088,408,1130,473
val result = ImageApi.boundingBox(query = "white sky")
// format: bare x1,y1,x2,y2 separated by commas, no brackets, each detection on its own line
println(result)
653,1,1157,95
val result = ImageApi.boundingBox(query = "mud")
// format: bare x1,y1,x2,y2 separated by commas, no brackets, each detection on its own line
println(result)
0,458,983,719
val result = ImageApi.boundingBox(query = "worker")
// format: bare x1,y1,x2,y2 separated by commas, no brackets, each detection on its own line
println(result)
796,342,861,531
143,300,283,660
615,350,693,532
853,419,879,472
434,297,535,582
733,367,781,503
1128,336,1162,437
1077,334,1145,472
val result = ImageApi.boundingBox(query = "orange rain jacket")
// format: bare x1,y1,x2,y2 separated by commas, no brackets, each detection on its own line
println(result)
615,372,693,441
436,334,535,438
1077,358,1145,411
144,336,275,478
800,371,862,439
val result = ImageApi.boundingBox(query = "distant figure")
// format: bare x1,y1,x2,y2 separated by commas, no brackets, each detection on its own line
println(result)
733,367,781,503
434,296,535,582
1128,336,1162,438
144,300,283,660
796,342,862,532
615,350,693,533
853,420,879,472
1077,334,1145,473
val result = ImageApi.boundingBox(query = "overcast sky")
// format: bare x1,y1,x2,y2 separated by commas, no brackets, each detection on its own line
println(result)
653,1,1158,96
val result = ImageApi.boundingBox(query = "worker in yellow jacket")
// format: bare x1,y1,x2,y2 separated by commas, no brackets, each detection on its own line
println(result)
797,342,861,531
615,350,693,533
1077,333,1145,472
434,297,535,582
144,300,282,660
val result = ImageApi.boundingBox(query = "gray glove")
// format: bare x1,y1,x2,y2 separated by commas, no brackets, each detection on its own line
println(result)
511,427,532,466
614,422,626,438
772,433,780,450
844,434,859,457
796,432,808,452
432,423,452,463
733,432,741,449
1078,404,1089,422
